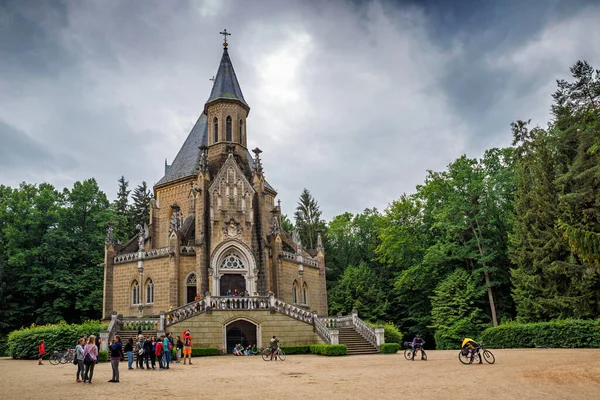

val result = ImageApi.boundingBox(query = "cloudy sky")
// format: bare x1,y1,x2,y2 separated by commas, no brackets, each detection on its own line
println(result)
1,0,599,220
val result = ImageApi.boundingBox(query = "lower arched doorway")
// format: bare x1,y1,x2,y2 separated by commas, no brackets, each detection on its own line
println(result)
225,320,257,354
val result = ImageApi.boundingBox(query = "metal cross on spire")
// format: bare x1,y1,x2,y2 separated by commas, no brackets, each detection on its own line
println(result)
219,29,231,46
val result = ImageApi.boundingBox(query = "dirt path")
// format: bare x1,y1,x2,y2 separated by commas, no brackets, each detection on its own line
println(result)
1,349,599,399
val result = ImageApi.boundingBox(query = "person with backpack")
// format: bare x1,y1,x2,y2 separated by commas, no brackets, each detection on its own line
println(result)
155,336,165,369
135,335,145,369
108,335,123,383
75,338,85,382
82,335,98,384
166,332,174,366
162,334,170,369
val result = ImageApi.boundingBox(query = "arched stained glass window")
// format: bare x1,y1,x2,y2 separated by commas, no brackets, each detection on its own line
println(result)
186,273,197,285
213,117,219,143
220,253,245,269
239,120,244,144
226,116,232,141
132,280,140,305
146,279,154,304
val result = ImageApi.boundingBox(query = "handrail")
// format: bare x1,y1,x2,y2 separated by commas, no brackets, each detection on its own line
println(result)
114,247,171,264
352,313,378,349
313,316,332,344
272,298,314,324
120,317,160,332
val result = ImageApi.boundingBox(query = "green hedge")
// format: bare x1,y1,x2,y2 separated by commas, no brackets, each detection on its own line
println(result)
0,337,8,357
8,321,106,359
309,344,347,356
380,343,400,354
98,350,109,362
481,319,600,349
191,347,220,357
367,321,402,344
281,345,310,355
434,329,464,350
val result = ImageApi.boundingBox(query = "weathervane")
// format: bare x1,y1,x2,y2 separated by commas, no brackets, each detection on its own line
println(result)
220,29,231,47
209,76,215,82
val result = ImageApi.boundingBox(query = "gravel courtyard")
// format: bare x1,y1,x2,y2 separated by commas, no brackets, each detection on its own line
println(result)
1,349,599,399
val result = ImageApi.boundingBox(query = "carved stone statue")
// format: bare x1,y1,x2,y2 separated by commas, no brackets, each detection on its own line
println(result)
136,224,145,251
270,214,281,236
317,231,324,252
222,218,242,238
169,206,182,235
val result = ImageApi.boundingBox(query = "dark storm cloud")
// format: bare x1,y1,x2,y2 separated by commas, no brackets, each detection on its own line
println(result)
0,0,599,220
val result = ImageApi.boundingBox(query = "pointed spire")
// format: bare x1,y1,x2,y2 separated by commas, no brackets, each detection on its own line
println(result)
205,30,249,113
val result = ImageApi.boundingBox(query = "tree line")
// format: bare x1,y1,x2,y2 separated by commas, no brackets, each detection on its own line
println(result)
294,61,600,345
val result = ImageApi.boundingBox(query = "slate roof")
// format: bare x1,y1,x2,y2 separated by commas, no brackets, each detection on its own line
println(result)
206,47,249,110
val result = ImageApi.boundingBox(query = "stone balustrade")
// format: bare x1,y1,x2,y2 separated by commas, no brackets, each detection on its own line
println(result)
272,298,314,323
120,317,160,332
210,296,271,311
180,246,195,255
281,251,319,268
113,246,170,264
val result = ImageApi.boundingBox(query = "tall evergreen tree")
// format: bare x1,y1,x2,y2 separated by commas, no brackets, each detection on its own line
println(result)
113,176,132,241
294,188,325,249
130,181,153,228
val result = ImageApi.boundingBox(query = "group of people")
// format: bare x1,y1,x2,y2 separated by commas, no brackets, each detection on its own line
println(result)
224,289,258,297
232,343,259,356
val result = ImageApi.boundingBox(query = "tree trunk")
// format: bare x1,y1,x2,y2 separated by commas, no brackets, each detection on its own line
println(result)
471,223,499,327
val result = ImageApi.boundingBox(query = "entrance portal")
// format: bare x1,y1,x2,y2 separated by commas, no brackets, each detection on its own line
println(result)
225,320,257,354
220,274,246,295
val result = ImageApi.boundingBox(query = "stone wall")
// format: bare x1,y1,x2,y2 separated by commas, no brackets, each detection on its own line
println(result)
154,179,196,249
169,310,323,352
280,260,325,315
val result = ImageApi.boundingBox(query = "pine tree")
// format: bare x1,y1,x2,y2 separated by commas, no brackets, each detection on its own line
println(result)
280,214,295,234
113,176,132,241
294,188,325,249
130,181,153,228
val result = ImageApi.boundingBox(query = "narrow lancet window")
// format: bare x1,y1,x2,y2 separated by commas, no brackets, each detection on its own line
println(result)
226,116,232,141
213,117,219,143
239,120,244,144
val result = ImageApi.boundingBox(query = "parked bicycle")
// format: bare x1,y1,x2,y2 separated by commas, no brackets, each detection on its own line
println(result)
403,342,427,361
261,346,286,361
458,342,495,365
49,349,75,365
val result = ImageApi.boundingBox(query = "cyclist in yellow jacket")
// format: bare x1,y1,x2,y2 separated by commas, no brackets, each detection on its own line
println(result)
461,337,482,364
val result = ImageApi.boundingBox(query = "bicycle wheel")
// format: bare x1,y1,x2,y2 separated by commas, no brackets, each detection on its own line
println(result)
261,350,270,361
458,351,472,365
403,349,413,360
59,352,71,364
277,349,286,361
49,352,61,365
483,350,495,364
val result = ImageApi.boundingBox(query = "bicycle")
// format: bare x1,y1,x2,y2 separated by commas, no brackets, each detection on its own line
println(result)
261,346,286,361
458,342,495,365
403,342,427,361
49,349,75,365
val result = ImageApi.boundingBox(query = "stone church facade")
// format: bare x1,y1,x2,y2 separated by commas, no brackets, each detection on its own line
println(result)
102,40,328,323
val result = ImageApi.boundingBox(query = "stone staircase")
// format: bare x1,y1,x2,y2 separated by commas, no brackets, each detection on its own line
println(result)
338,327,378,355
115,330,157,359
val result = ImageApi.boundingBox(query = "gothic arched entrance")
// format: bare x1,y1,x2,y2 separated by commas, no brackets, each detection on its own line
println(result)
220,274,246,295
225,320,257,354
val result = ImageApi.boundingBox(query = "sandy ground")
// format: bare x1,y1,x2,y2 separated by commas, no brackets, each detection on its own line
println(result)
1,349,599,400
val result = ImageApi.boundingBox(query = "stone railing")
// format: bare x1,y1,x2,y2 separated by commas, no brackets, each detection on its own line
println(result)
180,246,195,255
120,317,160,332
113,247,171,264
281,251,319,268
352,312,379,349
210,296,271,311
281,251,296,261
272,298,314,323
166,299,208,326
304,258,318,268
319,311,384,350
99,312,119,351
314,315,337,344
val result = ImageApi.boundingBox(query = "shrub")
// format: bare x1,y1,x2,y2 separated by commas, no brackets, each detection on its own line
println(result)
98,350,109,362
434,329,463,350
0,337,8,357
379,343,400,354
309,344,347,356
281,345,310,355
8,321,106,359
191,347,219,357
367,321,402,344
481,319,600,349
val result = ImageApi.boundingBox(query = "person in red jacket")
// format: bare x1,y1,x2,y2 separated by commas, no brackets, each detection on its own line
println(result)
155,337,164,369
38,340,45,365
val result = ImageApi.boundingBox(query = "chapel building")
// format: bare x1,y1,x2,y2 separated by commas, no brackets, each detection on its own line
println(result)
102,39,328,321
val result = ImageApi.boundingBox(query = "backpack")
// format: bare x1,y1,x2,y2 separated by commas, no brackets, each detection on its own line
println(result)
168,342,173,351
83,353,93,366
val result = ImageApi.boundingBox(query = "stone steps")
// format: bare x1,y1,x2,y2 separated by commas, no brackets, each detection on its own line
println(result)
338,328,378,355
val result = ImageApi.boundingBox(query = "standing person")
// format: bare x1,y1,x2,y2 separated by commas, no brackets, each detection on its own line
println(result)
75,338,85,382
176,336,183,363
155,336,164,369
38,340,45,365
125,338,134,370
166,332,174,367
108,335,123,383
150,337,156,369
411,335,426,361
182,330,192,365
83,335,98,384
143,335,153,369
136,335,145,369
162,335,170,369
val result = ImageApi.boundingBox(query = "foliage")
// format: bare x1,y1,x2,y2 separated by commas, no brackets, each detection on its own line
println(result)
190,347,220,357
379,343,400,354
98,350,109,362
294,188,326,250
481,319,600,349
309,344,347,356
280,345,310,354
366,321,402,344
430,269,489,349
280,214,295,234
7,321,106,359
130,181,153,228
